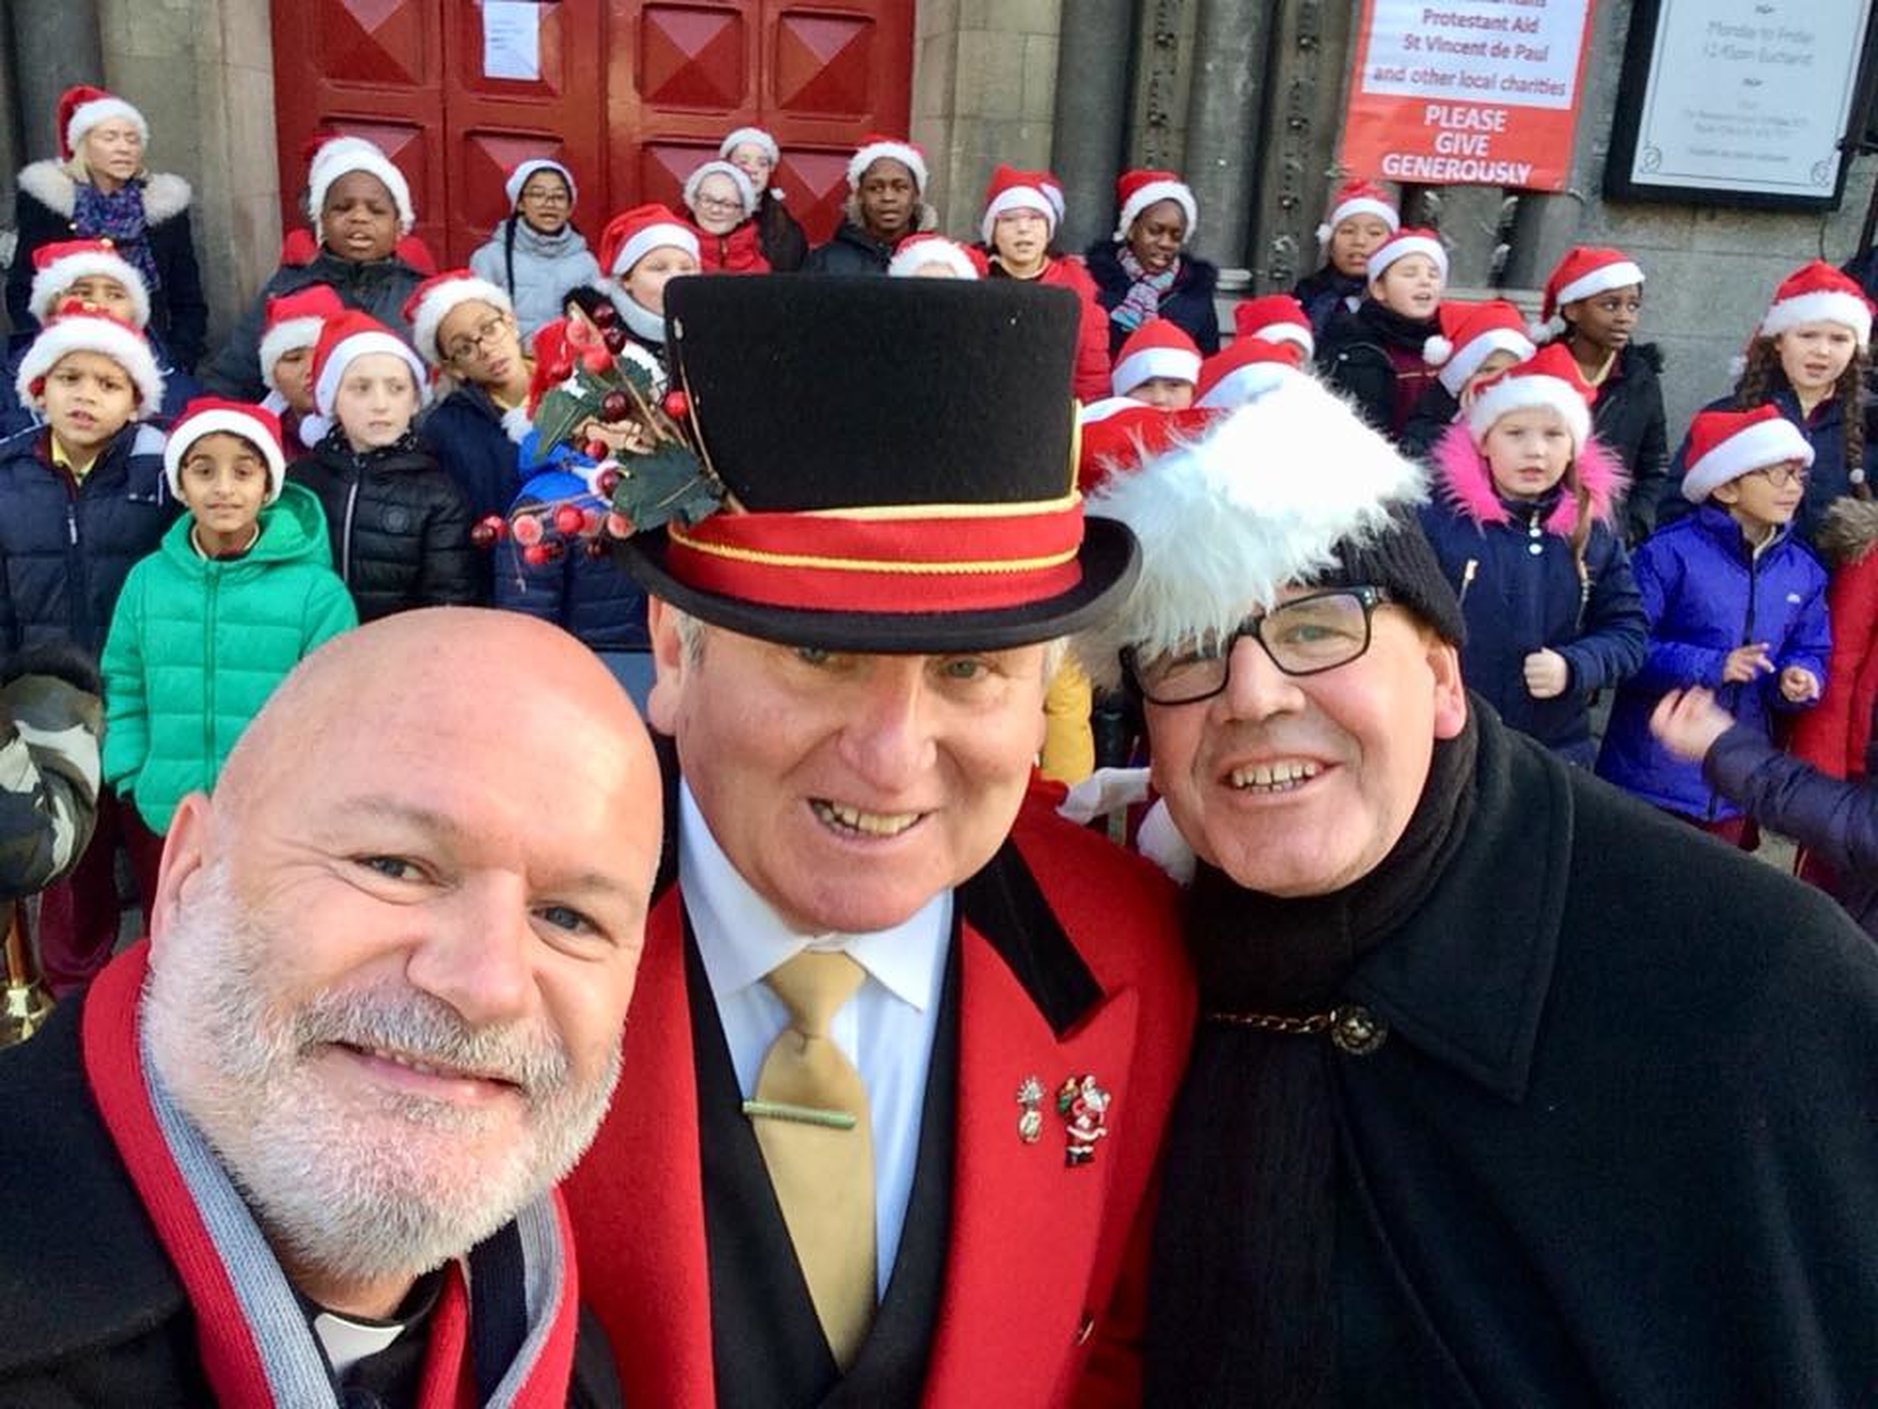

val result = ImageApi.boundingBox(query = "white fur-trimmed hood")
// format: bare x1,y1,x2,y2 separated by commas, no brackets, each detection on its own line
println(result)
1073,369,1430,692
16,160,191,225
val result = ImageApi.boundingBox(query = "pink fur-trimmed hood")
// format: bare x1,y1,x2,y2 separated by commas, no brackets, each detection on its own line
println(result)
1429,421,1628,535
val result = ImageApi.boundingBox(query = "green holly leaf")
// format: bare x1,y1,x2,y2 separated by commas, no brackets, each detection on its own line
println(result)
608,443,725,534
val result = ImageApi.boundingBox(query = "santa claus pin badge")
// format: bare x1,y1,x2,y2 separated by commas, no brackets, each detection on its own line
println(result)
1057,1074,1110,1167
1016,1075,1045,1145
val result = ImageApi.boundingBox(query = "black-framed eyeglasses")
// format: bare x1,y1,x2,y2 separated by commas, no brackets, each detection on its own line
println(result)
520,185,571,206
445,314,512,364
1122,587,1394,705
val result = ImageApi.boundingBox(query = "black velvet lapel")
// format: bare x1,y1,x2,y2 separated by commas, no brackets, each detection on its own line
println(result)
957,839,1104,1038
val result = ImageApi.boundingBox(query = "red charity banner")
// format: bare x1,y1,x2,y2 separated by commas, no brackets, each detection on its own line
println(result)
1339,0,1596,192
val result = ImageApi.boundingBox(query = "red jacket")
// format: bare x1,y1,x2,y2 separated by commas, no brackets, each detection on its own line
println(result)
1792,497,1878,781
1039,257,1113,405
691,220,771,276
565,794,1195,1408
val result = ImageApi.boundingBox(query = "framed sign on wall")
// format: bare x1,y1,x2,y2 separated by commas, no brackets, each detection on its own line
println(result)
1605,0,1875,210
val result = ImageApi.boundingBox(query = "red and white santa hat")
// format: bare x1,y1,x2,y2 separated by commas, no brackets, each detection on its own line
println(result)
1114,169,1198,243
28,238,150,328
1425,299,1536,397
401,269,515,367
1112,319,1202,398
980,165,1060,243
1680,404,1815,503
304,133,417,234
1232,295,1315,358
302,309,430,444
1464,342,1594,449
1195,337,1309,411
504,157,579,211
846,135,928,193
598,203,699,278
1534,245,1645,337
1315,179,1399,245
1758,259,1874,347
58,85,147,163
886,233,984,280
719,126,780,166
682,160,758,220
15,302,163,414
162,396,288,504
259,284,346,394
1366,226,1448,284
1076,401,1220,494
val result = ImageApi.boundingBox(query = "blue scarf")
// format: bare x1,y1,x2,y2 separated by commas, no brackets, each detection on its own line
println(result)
74,178,162,301
1111,244,1179,335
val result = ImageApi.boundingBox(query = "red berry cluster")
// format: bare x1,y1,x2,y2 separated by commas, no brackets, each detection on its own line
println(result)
471,500,611,566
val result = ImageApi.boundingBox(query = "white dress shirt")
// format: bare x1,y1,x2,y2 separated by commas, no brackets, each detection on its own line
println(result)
679,783,951,1299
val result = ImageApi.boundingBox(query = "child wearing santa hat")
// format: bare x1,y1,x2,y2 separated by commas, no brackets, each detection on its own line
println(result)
681,160,771,275
803,135,937,274
719,126,808,271
1398,299,1535,457
101,397,356,918
1663,260,1877,547
287,310,481,620
1420,343,1645,764
405,270,531,525
255,283,346,451
1111,319,1202,409
0,303,176,993
468,158,601,340
1085,168,1220,358
7,84,207,372
1290,179,1400,339
886,234,986,280
1317,225,1449,441
1,237,200,432
596,205,701,365
202,133,431,401
1599,404,1830,845
975,165,1109,401
1532,245,1667,543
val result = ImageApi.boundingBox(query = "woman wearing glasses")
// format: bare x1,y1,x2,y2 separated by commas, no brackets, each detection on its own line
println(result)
469,158,601,340
680,160,770,275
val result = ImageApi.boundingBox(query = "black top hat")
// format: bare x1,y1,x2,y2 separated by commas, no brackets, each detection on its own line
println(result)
617,275,1139,651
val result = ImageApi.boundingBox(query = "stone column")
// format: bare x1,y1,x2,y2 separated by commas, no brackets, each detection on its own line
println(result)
9,0,106,159
1048,0,1133,252
1181,0,1271,268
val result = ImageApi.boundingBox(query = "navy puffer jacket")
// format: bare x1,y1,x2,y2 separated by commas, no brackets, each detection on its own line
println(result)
491,447,648,652
0,425,177,656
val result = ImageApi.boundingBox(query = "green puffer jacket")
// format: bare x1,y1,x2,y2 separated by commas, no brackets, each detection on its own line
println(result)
101,481,357,832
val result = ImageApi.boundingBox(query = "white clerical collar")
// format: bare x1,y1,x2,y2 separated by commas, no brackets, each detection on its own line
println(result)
678,781,950,1012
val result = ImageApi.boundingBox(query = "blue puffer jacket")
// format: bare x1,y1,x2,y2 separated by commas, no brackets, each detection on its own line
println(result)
1661,384,1876,547
468,218,603,340
1596,505,1830,819
0,424,177,656
491,441,649,652
1084,240,1221,358
1421,428,1647,764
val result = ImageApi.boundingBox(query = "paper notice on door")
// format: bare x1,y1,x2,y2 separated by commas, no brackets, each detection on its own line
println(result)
483,1,540,82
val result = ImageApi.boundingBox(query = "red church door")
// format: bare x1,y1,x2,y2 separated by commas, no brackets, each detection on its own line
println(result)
270,0,912,268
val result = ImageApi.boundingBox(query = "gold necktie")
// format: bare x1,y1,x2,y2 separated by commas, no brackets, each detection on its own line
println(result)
748,950,876,1368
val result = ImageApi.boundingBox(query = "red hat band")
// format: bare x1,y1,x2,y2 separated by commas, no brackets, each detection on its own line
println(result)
663,495,1086,614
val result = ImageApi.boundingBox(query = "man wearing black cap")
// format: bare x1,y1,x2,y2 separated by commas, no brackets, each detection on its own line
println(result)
1076,363,1878,1404
565,276,1195,1407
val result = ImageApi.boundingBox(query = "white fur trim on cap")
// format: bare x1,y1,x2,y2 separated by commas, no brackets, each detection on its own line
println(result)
1316,195,1399,247
1682,417,1816,503
1195,360,1306,412
981,183,1058,244
306,136,416,234
1075,368,1427,691
683,160,757,219
164,407,287,504
1554,259,1644,311
28,250,150,329
719,127,779,164
409,276,514,367
1367,234,1448,283
1080,396,1143,425
1464,373,1591,449
1115,181,1197,243
15,316,162,416
886,239,979,280
847,141,928,193
609,220,698,277
259,318,325,394
312,330,430,420
1761,290,1873,348
1437,328,1536,398
1112,345,1201,398
66,96,147,156
504,159,578,211
1242,321,1315,358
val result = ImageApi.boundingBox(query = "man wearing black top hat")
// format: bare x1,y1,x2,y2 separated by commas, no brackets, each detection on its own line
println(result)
564,276,1196,1407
